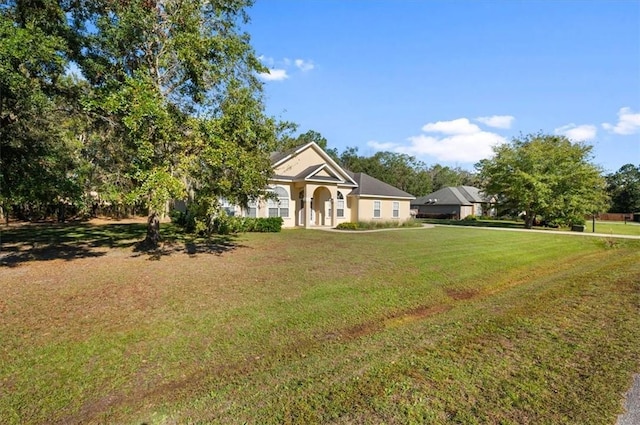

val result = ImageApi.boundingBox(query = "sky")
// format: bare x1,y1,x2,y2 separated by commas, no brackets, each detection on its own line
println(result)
247,0,640,173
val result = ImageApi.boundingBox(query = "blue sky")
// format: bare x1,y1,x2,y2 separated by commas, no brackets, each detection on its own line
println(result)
248,0,640,173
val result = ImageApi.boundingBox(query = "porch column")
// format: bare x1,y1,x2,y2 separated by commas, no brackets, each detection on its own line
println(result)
305,197,312,228
331,196,337,227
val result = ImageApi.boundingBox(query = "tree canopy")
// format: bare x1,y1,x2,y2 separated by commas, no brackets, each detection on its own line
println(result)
1,0,280,246
476,133,608,228
606,164,640,213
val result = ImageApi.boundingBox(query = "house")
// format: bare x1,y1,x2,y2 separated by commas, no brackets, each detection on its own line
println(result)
228,142,415,228
411,186,493,219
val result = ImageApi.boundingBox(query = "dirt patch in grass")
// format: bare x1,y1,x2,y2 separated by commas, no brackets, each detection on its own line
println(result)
445,288,478,300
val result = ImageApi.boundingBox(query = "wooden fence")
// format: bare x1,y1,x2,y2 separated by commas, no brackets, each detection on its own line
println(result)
592,213,636,222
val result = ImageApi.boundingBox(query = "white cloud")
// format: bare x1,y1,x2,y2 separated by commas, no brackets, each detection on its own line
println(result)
602,107,640,135
475,115,515,129
554,123,597,141
257,55,274,66
368,117,508,163
367,141,398,151
401,132,506,162
258,68,289,81
422,118,481,135
295,59,314,72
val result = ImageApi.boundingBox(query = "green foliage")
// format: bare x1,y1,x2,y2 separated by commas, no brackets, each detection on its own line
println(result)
0,7,87,219
355,220,422,230
335,222,359,230
171,209,283,234
243,217,284,233
606,164,640,213
66,0,276,245
462,214,478,221
476,133,608,229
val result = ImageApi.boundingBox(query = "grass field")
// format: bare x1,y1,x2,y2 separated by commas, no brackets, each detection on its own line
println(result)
422,217,640,236
1,223,639,424
588,220,640,236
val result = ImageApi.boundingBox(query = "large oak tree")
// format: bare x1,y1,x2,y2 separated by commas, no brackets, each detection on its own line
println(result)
71,0,277,247
476,133,608,228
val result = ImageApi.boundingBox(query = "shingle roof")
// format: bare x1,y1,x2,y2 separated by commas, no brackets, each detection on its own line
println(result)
346,171,415,199
412,186,489,206
269,145,300,165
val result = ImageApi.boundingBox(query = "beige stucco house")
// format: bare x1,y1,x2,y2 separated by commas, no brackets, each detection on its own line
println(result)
228,142,415,228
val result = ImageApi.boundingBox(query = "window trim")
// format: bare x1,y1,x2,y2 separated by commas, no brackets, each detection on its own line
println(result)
373,200,381,218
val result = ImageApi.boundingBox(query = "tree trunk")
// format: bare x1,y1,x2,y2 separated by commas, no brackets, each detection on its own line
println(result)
524,211,535,229
144,211,161,248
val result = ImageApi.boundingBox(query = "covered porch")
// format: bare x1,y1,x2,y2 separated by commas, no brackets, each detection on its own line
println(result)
294,183,340,228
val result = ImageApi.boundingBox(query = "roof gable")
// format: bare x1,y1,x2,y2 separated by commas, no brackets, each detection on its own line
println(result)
271,142,357,186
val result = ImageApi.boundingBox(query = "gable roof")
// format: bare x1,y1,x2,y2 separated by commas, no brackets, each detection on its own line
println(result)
346,171,415,199
412,186,489,206
270,142,415,199
270,142,358,187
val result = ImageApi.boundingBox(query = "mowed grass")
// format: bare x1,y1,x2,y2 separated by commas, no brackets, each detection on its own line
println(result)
588,220,640,236
422,218,640,236
1,225,639,424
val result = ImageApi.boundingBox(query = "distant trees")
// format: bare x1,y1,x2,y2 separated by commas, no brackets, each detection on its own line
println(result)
476,133,608,228
336,147,477,196
606,164,640,213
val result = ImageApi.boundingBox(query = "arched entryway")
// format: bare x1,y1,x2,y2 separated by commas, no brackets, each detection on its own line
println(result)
312,186,332,226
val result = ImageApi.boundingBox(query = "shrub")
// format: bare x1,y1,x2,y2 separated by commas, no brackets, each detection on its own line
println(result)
400,219,423,228
169,209,196,232
243,217,283,232
171,209,283,234
463,214,478,221
336,222,358,230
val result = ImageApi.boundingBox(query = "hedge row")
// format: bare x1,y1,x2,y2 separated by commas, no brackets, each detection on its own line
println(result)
170,210,283,234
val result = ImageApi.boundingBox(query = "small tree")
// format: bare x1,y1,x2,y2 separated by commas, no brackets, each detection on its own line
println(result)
476,133,608,228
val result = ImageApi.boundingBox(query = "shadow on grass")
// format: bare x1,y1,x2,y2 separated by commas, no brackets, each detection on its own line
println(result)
0,221,244,266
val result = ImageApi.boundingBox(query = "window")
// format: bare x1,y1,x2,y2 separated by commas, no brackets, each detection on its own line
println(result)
220,198,235,216
267,186,289,218
337,191,344,218
392,201,399,218
246,200,257,218
373,200,381,218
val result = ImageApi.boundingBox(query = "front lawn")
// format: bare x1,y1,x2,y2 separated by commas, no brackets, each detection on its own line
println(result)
422,217,640,236
1,225,639,424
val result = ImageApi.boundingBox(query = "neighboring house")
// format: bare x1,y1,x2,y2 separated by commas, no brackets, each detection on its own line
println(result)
227,142,415,228
411,186,493,219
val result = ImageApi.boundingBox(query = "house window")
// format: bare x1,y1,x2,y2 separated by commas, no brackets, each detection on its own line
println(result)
337,191,344,218
393,201,399,218
267,186,289,218
246,200,257,218
220,198,235,216
373,200,381,218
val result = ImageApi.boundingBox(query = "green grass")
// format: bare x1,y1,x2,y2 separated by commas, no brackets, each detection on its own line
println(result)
422,217,640,236
587,220,640,236
1,224,639,424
